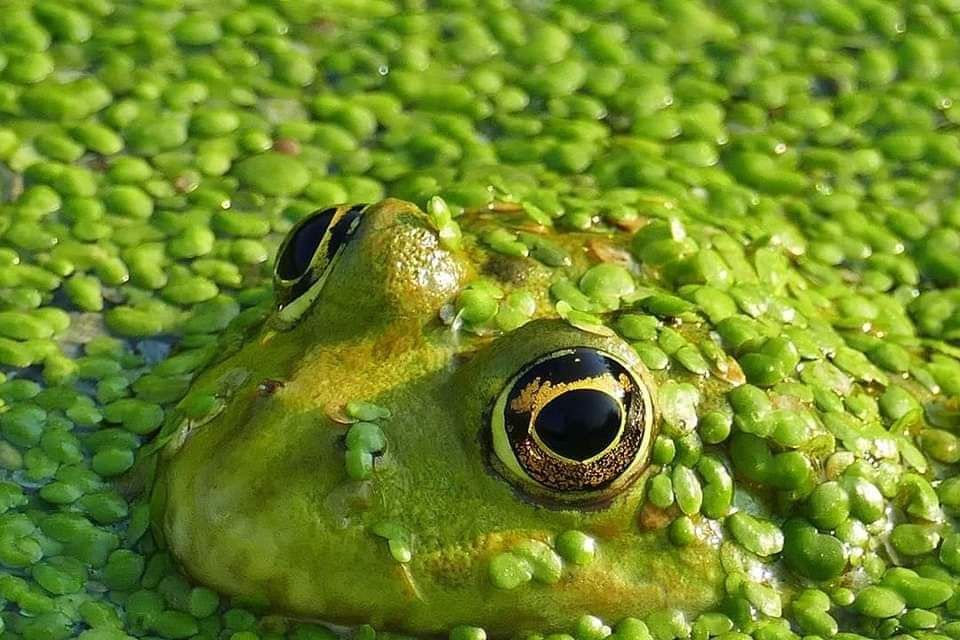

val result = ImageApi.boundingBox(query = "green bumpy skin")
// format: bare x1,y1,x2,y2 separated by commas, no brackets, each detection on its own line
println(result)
149,199,723,635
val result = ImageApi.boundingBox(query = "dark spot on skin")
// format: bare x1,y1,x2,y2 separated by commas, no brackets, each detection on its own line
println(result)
449,351,477,368
257,379,286,396
482,254,536,285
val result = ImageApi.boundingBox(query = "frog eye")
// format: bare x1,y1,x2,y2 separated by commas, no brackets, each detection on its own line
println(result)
490,348,653,500
274,204,366,307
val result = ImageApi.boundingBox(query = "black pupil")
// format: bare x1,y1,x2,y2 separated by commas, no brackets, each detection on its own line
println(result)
534,389,622,461
276,208,336,281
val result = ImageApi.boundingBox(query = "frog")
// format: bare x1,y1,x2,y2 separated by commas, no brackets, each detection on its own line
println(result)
146,198,960,638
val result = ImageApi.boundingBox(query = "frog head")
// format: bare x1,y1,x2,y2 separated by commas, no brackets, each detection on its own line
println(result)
149,199,727,635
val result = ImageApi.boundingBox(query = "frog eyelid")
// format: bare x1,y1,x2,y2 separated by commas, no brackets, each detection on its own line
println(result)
275,254,340,325
273,203,368,310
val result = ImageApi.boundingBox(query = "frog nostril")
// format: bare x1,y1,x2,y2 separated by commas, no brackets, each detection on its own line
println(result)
256,378,286,397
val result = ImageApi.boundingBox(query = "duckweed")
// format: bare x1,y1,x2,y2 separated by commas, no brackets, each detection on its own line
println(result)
1,0,960,637
344,406,388,481
513,540,564,585
668,516,697,547
890,523,942,556
806,481,850,531
369,521,412,564
782,521,848,581
555,530,596,566
852,586,906,619
671,465,702,516
450,626,487,640
489,551,533,591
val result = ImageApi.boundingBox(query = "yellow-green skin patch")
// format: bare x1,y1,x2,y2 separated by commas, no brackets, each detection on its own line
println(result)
149,200,724,634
